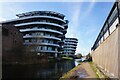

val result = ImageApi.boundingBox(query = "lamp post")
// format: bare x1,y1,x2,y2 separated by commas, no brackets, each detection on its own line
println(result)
37,53,40,56
37,53,40,63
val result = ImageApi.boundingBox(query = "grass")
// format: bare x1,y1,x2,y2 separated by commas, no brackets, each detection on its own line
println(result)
62,57,73,60
89,62,99,78
89,62,107,78
59,63,81,80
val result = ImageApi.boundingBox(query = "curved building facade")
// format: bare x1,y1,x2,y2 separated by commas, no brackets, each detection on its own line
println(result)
64,38,78,56
2,11,68,57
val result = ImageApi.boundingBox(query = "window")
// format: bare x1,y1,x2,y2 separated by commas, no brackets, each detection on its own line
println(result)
108,7,118,26
32,33,36,36
52,47,55,50
37,39,42,43
42,46,47,50
40,32,44,36
104,30,109,39
36,46,41,51
50,40,53,43
32,27,38,29
25,40,29,43
100,37,104,43
103,23,108,32
118,2,120,12
45,39,48,43
109,18,118,34
31,39,36,42
48,47,52,51
25,34,29,36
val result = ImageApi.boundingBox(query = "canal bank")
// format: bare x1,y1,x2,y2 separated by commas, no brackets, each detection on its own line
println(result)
2,59,76,79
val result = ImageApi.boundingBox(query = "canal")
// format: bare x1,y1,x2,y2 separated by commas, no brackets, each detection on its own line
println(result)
2,60,80,79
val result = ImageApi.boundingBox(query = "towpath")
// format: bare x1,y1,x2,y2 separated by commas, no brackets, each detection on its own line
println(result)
60,62,97,80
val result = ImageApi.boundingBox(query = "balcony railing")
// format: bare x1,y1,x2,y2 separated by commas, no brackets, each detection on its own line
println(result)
20,28,63,35
64,45,77,48
16,15,66,23
23,35,61,41
64,51,75,52
65,42,77,45
65,39,78,42
31,49,58,53
24,42,59,47
64,48,76,50
15,22,64,29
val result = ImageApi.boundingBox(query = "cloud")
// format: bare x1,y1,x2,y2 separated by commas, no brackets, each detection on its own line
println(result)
66,4,82,54
66,2,96,54
80,2,95,20
66,4,81,38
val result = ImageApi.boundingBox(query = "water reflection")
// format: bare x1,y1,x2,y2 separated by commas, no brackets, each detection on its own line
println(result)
75,59,81,66
2,60,75,79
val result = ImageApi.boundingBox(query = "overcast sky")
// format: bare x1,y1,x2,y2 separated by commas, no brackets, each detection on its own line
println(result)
0,1,114,55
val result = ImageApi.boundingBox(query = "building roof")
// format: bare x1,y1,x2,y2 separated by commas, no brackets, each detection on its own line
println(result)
16,11,65,18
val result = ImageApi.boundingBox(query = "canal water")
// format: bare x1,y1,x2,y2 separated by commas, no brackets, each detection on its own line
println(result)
2,60,80,80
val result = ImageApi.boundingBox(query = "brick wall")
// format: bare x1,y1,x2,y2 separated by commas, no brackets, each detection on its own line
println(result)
2,25,23,52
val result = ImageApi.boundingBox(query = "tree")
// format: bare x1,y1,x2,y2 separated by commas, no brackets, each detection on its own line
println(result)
86,53,92,61
76,53,82,59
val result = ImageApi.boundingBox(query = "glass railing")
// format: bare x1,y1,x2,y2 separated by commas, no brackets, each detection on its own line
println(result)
17,11,64,20
20,28,63,34
17,15,66,23
65,40,78,42
24,42,59,46
21,27,62,33
15,21,64,29
23,35,61,40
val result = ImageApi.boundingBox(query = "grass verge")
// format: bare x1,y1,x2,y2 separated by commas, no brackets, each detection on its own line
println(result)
89,62,108,78
59,63,81,80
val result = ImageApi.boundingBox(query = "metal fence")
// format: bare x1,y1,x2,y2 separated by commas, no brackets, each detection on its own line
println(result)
91,2,120,51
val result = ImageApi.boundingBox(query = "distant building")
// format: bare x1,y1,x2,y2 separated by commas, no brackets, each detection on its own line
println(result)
64,38,78,56
2,11,68,57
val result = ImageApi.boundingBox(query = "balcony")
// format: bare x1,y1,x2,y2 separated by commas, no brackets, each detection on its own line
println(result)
63,24,68,29
65,40,78,43
20,28,63,35
64,48,76,50
65,42,77,45
64,45,76,48
15,22,64,29
61,29,67,34
31,49,58,53
24,42,59,47
23,35,61,41
17,15,66,23
64,51,75,53
57,41,64,44
58,35,65,38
